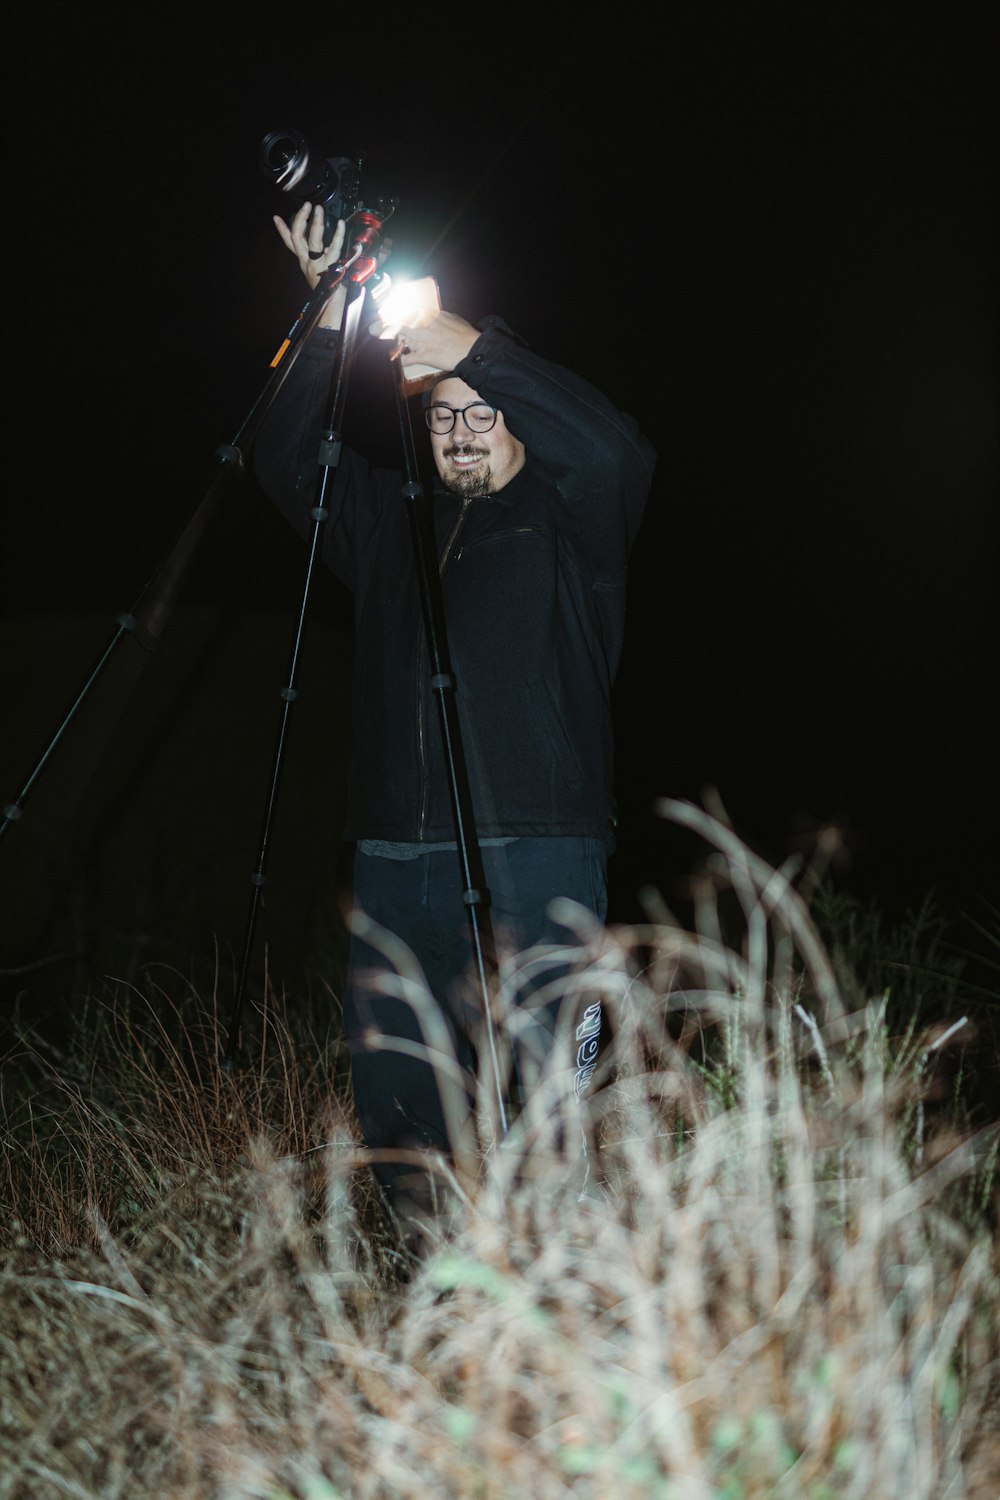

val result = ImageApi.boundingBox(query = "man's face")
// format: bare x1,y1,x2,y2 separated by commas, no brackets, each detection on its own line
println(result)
428,377,526,499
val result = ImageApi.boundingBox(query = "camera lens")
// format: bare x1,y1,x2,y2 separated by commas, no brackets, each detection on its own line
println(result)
259,129,342,206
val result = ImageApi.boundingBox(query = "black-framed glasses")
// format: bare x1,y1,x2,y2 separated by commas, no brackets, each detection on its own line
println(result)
424,401,499,435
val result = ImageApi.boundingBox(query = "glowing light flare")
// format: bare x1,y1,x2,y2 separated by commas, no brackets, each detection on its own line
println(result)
372,276,441,341
367,275,445,392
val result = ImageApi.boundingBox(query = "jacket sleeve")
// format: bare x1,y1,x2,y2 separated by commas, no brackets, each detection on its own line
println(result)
454,326,657,582
251,329,391,594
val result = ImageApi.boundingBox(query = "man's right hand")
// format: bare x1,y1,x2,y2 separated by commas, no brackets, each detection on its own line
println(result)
273,203,347,330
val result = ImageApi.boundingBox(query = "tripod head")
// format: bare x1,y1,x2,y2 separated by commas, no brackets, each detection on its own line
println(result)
259,128,396,248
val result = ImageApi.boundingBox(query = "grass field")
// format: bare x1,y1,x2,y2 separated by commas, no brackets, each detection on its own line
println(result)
2,804,998,1498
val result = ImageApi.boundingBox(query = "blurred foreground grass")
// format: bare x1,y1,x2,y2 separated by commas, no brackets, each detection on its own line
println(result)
2,804,998,1499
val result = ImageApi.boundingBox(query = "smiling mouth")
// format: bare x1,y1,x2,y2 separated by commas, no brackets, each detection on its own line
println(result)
445,445,487,467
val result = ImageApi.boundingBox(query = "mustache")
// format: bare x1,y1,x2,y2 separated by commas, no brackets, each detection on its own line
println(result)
444,442,488,460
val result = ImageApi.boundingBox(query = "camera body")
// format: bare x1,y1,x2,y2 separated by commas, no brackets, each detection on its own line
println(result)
259,129,364,245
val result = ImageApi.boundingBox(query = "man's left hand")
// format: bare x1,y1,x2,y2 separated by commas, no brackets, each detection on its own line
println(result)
397,311,480,374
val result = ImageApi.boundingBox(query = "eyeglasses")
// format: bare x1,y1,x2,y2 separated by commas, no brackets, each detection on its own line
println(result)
424,402,499,435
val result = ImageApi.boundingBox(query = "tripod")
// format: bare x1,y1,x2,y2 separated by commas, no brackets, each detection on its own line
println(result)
219,227,511,1130
3,197,511,1131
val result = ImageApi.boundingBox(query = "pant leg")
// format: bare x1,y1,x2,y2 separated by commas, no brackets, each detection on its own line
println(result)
482,837,608,1098
344,849,477,1228
344,838,609,1230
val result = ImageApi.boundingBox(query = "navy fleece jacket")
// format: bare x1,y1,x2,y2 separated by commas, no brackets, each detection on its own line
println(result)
253,324,656,845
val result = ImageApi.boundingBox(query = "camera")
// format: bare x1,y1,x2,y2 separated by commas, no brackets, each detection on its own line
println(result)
258,129,363,244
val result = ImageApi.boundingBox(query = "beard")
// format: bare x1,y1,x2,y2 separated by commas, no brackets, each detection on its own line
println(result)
439,442,496,499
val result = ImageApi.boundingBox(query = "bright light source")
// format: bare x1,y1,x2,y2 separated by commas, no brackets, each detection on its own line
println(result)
374,276,441,340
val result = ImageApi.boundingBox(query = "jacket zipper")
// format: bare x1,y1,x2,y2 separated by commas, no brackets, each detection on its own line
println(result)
419,498,472,837
439,496,473,575
417,653,427,837
452,524,538,563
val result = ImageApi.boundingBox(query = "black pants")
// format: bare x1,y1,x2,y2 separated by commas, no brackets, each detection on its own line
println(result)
344,836,607,1225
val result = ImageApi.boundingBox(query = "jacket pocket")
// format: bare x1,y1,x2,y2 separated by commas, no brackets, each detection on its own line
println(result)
451,525,544,564
531,678,586,791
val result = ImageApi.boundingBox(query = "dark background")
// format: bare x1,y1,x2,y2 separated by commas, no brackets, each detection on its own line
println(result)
3,3,996,1008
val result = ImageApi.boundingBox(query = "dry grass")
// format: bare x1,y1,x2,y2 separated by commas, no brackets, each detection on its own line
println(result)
2,804,998,1499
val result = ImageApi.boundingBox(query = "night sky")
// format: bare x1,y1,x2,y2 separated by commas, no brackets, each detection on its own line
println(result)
4,4,997,992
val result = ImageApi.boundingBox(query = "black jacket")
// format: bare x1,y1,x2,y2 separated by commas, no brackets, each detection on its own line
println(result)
253,324,655,845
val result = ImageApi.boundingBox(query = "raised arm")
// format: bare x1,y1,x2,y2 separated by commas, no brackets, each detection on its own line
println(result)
401,313,657,579
273,204,347,329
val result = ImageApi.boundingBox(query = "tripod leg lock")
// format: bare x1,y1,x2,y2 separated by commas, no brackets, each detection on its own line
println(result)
280,686,298,702
430,673,455,692
215,443,244,468
318,436,342,468
310,506,329,522
116,612,158,651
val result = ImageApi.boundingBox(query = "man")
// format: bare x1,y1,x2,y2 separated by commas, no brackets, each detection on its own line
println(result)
255,205,655,1237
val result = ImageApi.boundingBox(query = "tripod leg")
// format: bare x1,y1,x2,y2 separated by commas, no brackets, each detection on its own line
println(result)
221,279,370,1066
